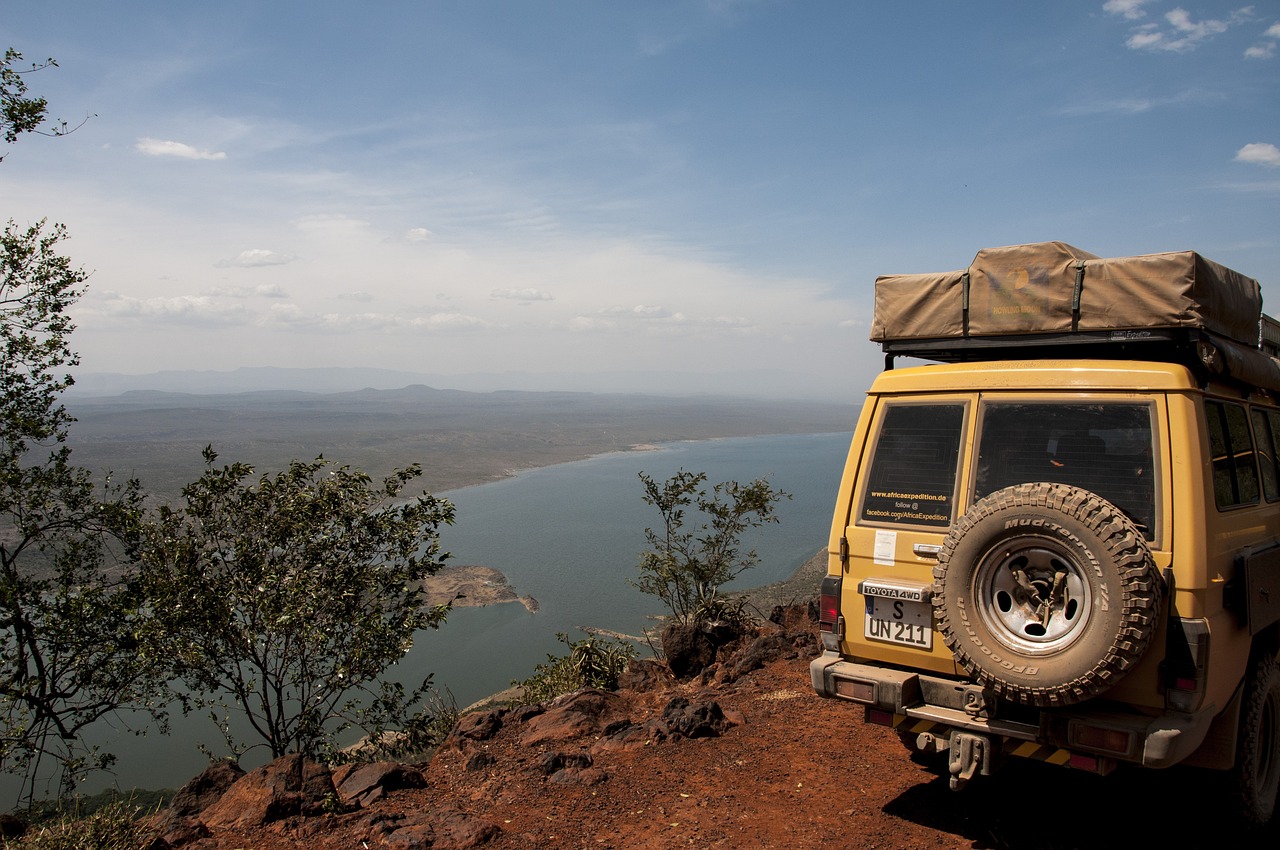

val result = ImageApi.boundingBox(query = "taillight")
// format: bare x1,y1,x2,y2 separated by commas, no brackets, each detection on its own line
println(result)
1162,618,1209,712
819,575,841,632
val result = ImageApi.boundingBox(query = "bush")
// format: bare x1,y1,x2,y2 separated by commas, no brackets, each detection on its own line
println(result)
2,801,156,850
516,632,637,704
634,469,789,626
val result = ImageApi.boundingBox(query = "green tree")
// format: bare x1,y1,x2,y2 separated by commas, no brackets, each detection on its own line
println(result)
141,448,456,761
1,49,74,162
1,220,166,804
634,469,789,626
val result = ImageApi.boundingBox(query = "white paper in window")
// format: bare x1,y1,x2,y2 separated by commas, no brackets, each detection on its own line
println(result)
873,530,897,566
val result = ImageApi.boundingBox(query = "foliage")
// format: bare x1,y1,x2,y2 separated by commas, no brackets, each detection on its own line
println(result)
1,799,157,850
140,448,456,761
516,631,637,705
634,469,789,626
0,220,167,805
0,49,75,163
336,685,459,764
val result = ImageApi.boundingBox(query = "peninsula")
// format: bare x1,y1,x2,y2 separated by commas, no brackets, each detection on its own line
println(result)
421,565,539,613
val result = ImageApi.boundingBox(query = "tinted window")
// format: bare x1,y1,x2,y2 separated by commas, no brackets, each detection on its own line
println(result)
1252,408,1280,502
975,402,1157,539
861,403,964,528
1206,400,1259,509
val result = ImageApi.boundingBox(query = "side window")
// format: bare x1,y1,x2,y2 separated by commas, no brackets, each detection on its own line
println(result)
1252,408,1280,502
860,403,965,528
1206,400,1260,509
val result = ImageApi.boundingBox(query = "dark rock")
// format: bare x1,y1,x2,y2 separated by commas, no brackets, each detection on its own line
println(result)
449,710,504,744
661,620,744,680
466,751,497,771
148,759,247,844
336,761,425,809
535,750,593,776
507,704,544,724
168,759,246,816
661,623,716,680
383,808,500,850
550,766,608,786
660,696,729,739
726,633,791,680
519,689,628,746
617,657,671,692
0,815,25,840
200,753,336,829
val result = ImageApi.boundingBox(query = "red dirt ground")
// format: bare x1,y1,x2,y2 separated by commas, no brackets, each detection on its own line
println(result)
204,623,1278,850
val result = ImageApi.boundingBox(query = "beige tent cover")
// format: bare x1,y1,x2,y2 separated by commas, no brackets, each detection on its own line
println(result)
871,241,1263,346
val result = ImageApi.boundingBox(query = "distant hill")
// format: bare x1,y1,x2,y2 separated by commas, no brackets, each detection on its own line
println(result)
63,383,856,499
65,365,861,401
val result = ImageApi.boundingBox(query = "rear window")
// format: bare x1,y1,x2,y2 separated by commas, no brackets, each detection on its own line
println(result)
860,403,965,528
974,402,1158,539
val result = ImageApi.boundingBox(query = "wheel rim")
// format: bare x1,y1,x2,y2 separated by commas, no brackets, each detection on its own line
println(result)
972,535,1092,656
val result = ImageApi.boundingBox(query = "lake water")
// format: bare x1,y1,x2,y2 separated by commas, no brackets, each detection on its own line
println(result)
7,431,852,799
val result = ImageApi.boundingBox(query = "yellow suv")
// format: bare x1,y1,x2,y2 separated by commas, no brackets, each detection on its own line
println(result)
811,242,1280,824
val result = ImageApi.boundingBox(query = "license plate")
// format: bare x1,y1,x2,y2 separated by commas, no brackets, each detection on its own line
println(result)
864,596,933,649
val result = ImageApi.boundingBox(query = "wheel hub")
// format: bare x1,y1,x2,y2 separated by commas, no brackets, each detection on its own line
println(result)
975,538,1091,654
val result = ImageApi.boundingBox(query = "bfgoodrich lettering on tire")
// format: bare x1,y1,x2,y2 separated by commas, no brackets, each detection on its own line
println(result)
932,482,1161,708
1235,653,1280,825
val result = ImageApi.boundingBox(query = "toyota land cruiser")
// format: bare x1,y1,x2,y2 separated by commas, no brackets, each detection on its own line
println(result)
811,242,1280,824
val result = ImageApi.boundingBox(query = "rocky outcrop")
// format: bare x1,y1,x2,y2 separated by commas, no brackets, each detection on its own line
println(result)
145,606,819,849
149,754,492,849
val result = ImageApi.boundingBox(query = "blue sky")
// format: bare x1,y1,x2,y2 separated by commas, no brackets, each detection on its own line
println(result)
3,1,1278,399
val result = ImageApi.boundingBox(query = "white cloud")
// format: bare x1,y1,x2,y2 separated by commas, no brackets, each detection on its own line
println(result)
492,287,554,302
409,312,488,331
1103,0,1152,21
1119,6,1250,52
263,304,488,333
599,304,673,319
1246,20,1280,57
217,249,296,268
406,228,434,243
337,290,375,302
134,138,227,160
205,283,290,298
570,304,760,335
1236,142,1280,167
93,291,247,325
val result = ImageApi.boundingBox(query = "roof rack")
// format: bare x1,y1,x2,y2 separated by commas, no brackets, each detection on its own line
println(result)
871,242,1280,391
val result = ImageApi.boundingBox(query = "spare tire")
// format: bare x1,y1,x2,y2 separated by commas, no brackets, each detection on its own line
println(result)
933,482,1162,707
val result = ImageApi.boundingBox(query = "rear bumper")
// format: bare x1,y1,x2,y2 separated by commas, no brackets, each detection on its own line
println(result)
810,652,1213,769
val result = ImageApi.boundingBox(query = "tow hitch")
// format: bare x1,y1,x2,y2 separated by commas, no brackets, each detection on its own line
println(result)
948,732,993,791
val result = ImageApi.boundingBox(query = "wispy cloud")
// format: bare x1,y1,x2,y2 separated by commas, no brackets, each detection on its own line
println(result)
93,292,247,325
491,288,554,302
1055,88,1219,115
215,249,296,268
1236,142,1280,167
1103,0,1153,21
264,305,489,333
1245,21,1280,58
205,284,290,299
1108,4,1254,52
134,138,227,160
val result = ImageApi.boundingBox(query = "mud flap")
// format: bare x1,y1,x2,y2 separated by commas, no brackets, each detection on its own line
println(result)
948,732,992,791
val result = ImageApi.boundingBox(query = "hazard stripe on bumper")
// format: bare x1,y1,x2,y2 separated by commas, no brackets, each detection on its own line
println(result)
882,713,1073,765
